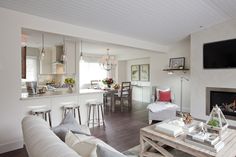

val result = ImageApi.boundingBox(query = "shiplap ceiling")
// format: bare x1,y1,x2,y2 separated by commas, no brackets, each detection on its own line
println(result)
1,0,236,45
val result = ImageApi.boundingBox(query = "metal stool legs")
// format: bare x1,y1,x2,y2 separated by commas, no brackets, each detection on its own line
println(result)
87,105,92,127
32,109,52,127
87,103,105,128
77,107,82,125
64,105,81,125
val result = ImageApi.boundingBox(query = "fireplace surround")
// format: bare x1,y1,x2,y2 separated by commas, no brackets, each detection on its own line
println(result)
206,87,236,120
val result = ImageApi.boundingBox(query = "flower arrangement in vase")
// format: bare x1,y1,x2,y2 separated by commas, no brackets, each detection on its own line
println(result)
112,83,120,90
102,78,113,88
64,77,75,93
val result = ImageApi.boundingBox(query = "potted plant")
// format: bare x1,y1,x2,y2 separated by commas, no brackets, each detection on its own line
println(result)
64,77,75,93
205,105,228,139
112,83,120,90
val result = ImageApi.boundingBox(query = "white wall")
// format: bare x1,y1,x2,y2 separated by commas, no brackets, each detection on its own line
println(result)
121,38,191,109
190,19,236,126
0,7,167,154
117,60,127,83
149,38,190,111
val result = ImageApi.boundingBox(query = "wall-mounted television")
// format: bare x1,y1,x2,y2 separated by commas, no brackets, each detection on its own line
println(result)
203,38,236,69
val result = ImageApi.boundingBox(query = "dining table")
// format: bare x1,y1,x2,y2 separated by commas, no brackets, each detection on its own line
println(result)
104,88,119,112
103,87,132,112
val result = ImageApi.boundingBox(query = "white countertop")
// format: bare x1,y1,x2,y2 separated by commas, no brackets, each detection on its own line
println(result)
20,89,104,100
20,90,77,100
79,89,104,95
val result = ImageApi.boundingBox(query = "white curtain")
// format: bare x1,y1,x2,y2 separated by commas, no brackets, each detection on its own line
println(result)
80,61,107,88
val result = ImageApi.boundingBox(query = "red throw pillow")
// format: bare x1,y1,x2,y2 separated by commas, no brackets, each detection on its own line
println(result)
159,90,171,102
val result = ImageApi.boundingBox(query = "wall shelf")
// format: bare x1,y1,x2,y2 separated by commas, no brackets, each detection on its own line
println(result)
163,68,190,72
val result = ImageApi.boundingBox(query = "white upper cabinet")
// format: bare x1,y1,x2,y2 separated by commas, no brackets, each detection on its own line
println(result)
65,40,76,74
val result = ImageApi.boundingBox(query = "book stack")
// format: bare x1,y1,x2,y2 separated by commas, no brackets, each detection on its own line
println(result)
155,122,184,137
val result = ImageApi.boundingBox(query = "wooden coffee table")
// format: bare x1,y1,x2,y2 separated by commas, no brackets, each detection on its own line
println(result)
140,124,236,157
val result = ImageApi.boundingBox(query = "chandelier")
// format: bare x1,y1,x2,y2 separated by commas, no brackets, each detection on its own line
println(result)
99,48,116,71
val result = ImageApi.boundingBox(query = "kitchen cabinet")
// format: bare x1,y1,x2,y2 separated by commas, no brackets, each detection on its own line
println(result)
21,46,26,79
40,41,77,75
21,29,76,76
65,40,76,74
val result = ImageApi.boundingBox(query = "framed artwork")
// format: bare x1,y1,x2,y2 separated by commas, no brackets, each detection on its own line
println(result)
169,57,185,69
140,64,150,81
131,65,140,81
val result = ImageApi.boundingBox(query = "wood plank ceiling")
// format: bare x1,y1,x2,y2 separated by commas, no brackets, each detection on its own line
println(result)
0,0,235,45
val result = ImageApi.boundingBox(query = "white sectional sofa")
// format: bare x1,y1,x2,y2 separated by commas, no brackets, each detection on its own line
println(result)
22,116,131,157
22,116,82,157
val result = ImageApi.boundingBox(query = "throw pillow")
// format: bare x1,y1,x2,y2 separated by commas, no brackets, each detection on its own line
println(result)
65,131,94,147
66,131,123,157
65,131,81,147
52,111,90,141
96,145,126,157
72,140,97,157
155,88,170,101
159,90,171,102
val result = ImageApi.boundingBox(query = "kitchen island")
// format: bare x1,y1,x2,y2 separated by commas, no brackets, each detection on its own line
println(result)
21,89,104,126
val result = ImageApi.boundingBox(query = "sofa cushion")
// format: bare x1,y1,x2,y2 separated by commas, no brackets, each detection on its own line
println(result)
52,111,91,141
72,140,97,157
97,145,126,157
65,131,94,147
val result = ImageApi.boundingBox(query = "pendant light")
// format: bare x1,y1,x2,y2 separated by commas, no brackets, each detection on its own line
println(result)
41,33,45,57
80,40,84,62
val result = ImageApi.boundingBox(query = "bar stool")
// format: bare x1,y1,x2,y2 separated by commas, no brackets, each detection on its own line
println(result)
62,102,81,125
31,107,52,127
87,100,105,128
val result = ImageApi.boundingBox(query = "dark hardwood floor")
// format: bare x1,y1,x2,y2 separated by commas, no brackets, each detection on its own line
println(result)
92,101,149,151
0,101,149,157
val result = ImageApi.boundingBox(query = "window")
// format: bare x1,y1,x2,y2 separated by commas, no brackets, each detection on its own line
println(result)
80,61,107,88
22,56,38,82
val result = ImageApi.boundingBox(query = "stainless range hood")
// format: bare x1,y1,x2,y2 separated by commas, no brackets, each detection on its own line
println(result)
52,45,65,64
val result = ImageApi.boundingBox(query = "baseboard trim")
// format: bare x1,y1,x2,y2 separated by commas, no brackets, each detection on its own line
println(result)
0,140,23,154
182,107,190,113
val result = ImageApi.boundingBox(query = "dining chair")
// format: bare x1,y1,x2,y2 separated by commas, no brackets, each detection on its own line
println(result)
114,82,132,111
90,80,100,89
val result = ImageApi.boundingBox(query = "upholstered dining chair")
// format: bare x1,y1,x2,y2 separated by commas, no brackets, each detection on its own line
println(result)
114,82,132,111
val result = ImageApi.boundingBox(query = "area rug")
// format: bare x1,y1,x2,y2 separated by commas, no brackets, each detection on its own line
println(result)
123,144,194,157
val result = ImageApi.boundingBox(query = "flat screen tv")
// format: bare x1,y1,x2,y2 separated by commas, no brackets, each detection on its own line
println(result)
203,38,236,69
